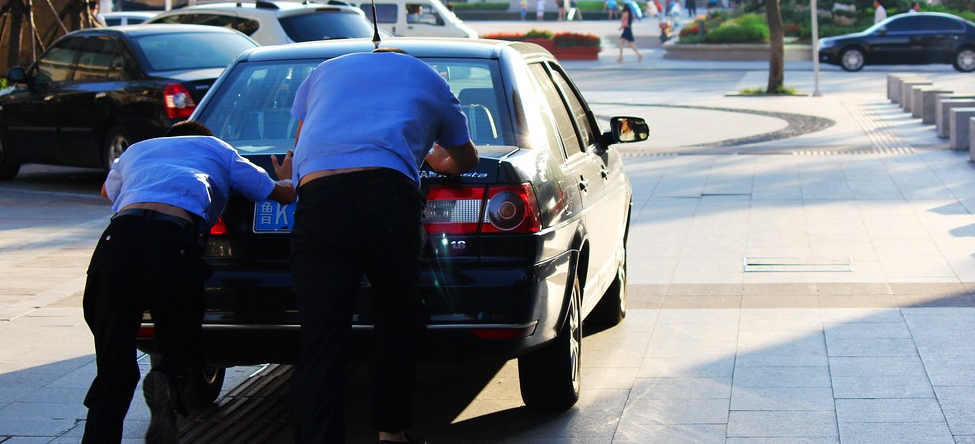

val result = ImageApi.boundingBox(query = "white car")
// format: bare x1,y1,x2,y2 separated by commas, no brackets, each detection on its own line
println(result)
145,0,378,45
99,11,160,26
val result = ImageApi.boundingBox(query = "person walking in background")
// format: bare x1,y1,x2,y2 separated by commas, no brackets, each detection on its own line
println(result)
520,0,528,20
617,1,642,62
685,0,696,18
908,1,920,13
873,0,886,23
605,0,618,19
537,0,546,20
556,0,566,21
287,47,478,444
81,121,295,444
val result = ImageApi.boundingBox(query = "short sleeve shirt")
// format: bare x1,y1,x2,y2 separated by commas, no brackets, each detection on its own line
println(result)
291,51,471,186
104,136,275,227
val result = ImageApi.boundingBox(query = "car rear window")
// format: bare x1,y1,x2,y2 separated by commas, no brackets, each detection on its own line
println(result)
278,10,375,42
196,58,512,154
133,32,257,71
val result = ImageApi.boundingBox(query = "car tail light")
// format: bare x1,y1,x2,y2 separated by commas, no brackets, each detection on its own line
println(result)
471,324,536,339
163,83,196,119
423,184,540,235
210,217,228,235
137,325,155,338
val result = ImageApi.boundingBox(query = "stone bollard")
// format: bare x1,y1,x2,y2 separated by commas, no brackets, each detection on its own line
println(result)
915,87,952,120
902,80,933,112
949,107,975,150
937,99,975,139
923,91,968,124
888,75,928,104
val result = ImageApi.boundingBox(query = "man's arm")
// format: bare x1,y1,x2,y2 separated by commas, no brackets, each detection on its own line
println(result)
425,141,478,176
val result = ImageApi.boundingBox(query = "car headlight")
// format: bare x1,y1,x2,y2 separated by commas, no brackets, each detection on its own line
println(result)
819,40,836,49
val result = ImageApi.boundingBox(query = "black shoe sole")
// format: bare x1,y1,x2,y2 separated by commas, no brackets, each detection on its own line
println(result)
144,371,179,444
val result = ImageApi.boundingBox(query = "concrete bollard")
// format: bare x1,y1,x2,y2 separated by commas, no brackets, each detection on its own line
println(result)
971,118,975,162
916,87,952,120
937,99,975,139
902,80,933,112
889,75,929,104
923,91,968,124
949,107,975,150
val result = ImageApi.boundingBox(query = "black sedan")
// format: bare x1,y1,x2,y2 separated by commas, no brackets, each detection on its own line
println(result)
818,12,975,72
134,38,648,411
0,25,258,180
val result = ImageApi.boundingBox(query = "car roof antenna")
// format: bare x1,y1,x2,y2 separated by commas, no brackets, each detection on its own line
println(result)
370,0,382,49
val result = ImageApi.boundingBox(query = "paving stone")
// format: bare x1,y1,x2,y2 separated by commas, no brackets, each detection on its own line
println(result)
727,410,837,438
613,423,727,444
835,398,944,423
838,422,954,444
825,338,919,357
829,356,927,377
730,387,835,411
831,376,934,399
620,398,730,425
629,377,733,400
733,366,832,389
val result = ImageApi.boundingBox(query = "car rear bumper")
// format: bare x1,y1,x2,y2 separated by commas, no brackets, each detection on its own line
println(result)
136,250,576,366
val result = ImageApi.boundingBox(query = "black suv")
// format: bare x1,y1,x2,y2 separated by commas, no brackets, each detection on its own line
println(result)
136,38,648,411
0,24,258,179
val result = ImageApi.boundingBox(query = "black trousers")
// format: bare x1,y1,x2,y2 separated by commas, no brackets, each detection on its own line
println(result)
290,168,426,443
81,216,209,444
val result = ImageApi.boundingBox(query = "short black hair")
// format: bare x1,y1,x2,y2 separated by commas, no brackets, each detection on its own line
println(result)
165,120,214,137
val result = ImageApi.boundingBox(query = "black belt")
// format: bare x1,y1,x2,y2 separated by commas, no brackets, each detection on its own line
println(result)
112,208,197,232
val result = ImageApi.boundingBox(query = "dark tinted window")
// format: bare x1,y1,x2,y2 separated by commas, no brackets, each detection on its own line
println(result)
74,37,125,80
35,39,79,83
105,17,123,26
917,16,964,31
132,31,256,71
152,13,259,35
279,11,374,41
530,64,583,155
361,4,397,24
406,3,443,25
885,16,918,32
549,65,596,150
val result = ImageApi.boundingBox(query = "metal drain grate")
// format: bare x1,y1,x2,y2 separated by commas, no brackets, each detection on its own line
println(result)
743,256,854,272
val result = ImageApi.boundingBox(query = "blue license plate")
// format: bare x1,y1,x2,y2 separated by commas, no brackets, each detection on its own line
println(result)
253,199,296,232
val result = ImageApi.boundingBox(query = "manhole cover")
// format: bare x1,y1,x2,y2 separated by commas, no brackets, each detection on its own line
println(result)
743,256,854,272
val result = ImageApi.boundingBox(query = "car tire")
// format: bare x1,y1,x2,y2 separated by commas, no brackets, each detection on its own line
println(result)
953,47,975,73
104,125,131,170
589,246,626,327
518,276,581,412
148,354,226,408
840,47,865,72
0,134,21,181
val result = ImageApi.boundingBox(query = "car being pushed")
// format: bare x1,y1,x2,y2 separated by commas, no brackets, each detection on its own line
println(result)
135,38,648,411
818,12,975,72
0,25,258,180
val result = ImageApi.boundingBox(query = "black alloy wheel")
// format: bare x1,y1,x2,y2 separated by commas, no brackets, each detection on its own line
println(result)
104,125,131,170
518,275,582,411
840,47,865,72
954,48,975,72
149,355,226,407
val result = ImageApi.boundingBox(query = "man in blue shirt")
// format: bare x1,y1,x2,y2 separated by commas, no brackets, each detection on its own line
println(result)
81,120,296,444
289,47,478,444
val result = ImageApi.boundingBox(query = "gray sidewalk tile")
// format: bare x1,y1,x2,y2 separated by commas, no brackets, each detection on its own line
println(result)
613,424,726,444
825,338,920,357
835,398,945,423
735,352,830,368
629,377,733,400
831,376,935,398
838,422,954,444
732,366,832,389
726,439,839,444
730,387,836,411
828,356,927,377
727,410,837,438
637,356,735,378
620,398,730,425
823,321,912,340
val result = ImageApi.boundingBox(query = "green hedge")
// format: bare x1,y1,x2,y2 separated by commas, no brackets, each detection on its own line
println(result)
701,13,769,43
450,2,509,10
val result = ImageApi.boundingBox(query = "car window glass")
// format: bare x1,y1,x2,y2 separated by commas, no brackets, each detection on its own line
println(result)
529,63,583,155
526,63,567,160
74,37,123,81
361,4,397,23
430,61,507,146
548,64,596,150
105,17,122,26
132,32,256,71
406,4,443,25
918,16,962,31
235,17,260,35
884,16,917,32
279,11,374,41
34,39,79,83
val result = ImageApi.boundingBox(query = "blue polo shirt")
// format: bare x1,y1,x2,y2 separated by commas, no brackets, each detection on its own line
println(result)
104,136,276,227
291,51,471,186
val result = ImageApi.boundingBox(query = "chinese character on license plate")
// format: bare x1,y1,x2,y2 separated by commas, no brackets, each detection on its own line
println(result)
253,199,296,232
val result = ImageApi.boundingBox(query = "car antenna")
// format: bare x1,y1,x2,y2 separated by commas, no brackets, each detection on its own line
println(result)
370,0,381,49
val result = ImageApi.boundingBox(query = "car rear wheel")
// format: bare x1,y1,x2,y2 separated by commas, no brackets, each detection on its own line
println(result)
953,48,975,73
148,355,226,408
0,135,21,181
104,125,131,170
590,246,626,327
518,276,581,411
840,48,865,72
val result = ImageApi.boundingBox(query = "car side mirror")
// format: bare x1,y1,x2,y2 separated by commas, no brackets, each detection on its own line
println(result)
877,26,887,35
6,66,26,84
608,116,649,143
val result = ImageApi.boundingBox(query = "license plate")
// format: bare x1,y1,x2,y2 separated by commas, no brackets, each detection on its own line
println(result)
253,199,296,233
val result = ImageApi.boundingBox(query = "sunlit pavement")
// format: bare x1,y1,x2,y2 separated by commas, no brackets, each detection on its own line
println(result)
4,19,975,443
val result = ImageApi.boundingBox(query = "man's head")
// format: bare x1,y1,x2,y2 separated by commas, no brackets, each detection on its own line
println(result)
165,120,214,137
874,0,882,7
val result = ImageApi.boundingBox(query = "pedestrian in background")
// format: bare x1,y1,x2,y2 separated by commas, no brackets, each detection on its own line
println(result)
81,121,295,444
605,0,618,19
537,0,546,20
556,0,566,20
686,0,696,18
520,0,528,20
908,1,919,13
874,0,886,23
617,1,642,62
287,47,478,444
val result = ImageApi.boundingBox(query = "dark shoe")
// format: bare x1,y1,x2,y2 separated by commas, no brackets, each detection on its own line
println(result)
144,371,179,444
379,433,426,444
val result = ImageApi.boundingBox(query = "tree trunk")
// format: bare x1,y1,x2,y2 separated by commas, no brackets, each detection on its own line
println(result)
7,0,25,69
765,0,784,93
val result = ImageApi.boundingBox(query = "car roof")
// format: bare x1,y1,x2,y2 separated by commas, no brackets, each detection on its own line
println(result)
100,11,161,18
888,11,975,25
158,1,363,15
236,37,546,62
71,23,251,38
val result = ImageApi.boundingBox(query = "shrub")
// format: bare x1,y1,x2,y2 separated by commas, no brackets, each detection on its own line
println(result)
449,2,509,10
0,78,6,89
525,29,555,39
553,32,601,47
818,23,868,37
701,13,769,43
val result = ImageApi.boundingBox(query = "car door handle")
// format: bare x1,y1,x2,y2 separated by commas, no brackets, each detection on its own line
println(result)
95,92,107,99
44,95,55,101
600,166,609,180
578,177,589,193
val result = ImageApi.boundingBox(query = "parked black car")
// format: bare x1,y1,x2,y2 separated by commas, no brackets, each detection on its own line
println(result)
0,24,258,180
818,12,975,72
135,38,648,411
